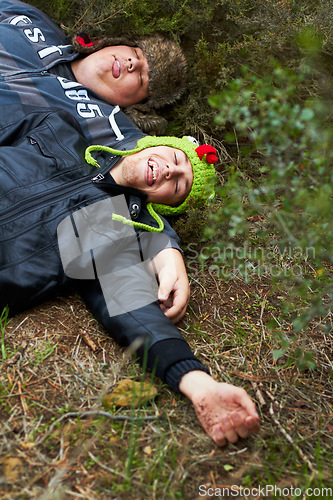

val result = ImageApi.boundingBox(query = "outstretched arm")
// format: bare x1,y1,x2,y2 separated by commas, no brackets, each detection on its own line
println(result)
179,370,260,447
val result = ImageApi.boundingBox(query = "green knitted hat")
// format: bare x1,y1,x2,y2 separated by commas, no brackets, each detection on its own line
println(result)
85,136,217,217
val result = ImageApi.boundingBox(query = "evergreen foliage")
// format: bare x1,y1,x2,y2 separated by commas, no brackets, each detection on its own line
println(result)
207,64,332,363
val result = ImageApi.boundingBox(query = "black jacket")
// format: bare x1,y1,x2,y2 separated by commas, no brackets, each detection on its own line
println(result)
0,0,209,390
0,0,144,146
0,108,208,391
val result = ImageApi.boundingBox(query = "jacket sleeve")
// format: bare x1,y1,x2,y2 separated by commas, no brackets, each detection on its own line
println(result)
0,0,68,42
137,224,182,259
78,277,209,392
67,211,208,391
158,215,183,254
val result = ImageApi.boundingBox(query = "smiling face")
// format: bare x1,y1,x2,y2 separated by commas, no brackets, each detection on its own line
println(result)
110,146,194,206
71,45,149,107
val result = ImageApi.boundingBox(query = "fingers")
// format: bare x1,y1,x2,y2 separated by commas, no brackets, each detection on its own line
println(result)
236,387,260,420
161,289,188,323
211,417,241,447
211,425,227,447
207,393,260,446
227,389,260,441
229,412,248,439
158,275,190,323
157,270,174,303
230,412,258,440
221,417,239,444
163,305,186,324
245,415,261,432
212,413,259,447
160,301,187,323
182,376,260,447
153,248,190,322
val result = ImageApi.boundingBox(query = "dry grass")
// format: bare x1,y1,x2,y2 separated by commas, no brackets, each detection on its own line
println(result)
0,257,332,499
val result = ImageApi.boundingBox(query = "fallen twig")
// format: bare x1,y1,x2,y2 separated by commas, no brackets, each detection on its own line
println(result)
231,370,277,381
251,381,266,407
79,329,98,353
268,402,318,477
71,0,97,31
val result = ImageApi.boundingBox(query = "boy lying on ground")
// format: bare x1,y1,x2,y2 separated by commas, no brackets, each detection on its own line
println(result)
0,107,260,447
0,0,187,133
0,0,192,324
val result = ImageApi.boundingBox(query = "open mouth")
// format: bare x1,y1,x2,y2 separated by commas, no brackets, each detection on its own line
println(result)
147,159,158,186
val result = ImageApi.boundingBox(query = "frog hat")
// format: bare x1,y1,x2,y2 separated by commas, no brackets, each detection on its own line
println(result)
85,135,217,231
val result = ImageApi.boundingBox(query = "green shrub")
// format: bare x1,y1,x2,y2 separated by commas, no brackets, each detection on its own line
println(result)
204,62,332,362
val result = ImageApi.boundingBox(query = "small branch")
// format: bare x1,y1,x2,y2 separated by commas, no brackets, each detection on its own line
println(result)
251,381,266,407
79,329,98,353
88,10,124,27
268,403,318,477
71,0,97,31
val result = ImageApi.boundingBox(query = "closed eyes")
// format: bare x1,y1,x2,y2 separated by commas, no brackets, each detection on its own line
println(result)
174,152,178,165
134,49,143,86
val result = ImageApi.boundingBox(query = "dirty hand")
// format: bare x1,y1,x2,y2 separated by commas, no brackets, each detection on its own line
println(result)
179,371,260,446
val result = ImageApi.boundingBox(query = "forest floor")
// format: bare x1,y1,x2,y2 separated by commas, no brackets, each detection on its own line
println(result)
0,244,332,499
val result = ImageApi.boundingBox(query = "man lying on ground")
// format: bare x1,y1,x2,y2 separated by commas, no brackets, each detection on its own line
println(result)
0,0,187,133
0,0,193,323
0,107,260,447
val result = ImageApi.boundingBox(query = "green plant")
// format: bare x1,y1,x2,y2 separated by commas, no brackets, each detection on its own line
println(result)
0,307,19,363
206,62,332,366
29,338,59,365
0,307,9,361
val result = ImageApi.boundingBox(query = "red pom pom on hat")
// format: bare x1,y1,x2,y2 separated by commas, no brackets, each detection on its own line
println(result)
195,145,218,164
75,33,94,47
